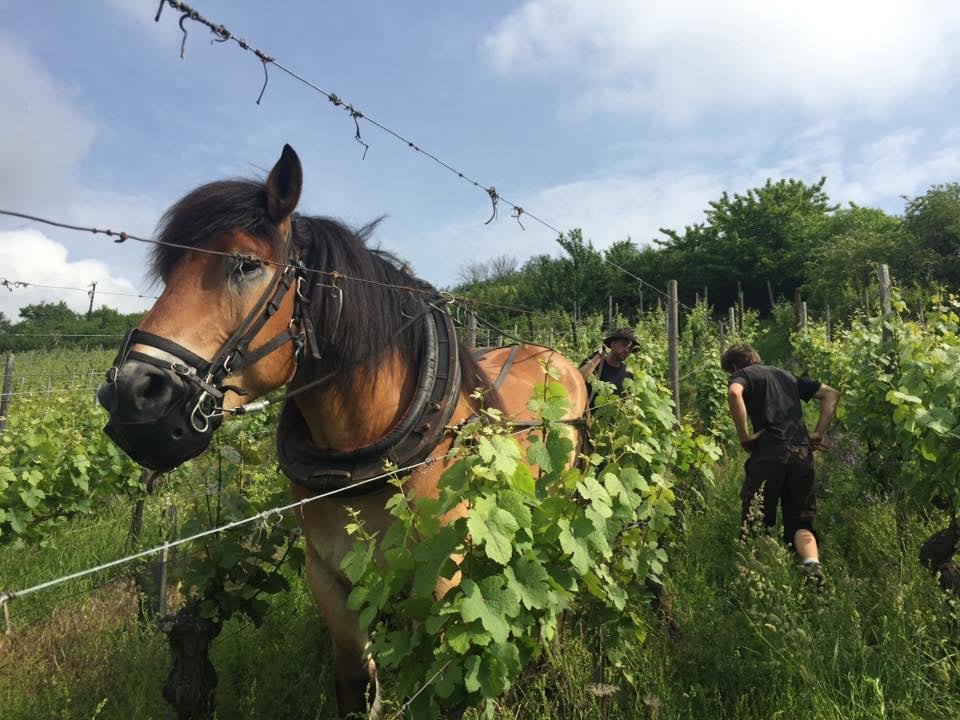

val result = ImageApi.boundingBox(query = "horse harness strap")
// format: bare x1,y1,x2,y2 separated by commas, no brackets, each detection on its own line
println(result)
277,298,462,497
491,344,521,391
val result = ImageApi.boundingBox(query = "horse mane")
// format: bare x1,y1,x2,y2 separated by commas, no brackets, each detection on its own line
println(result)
148,177,501,408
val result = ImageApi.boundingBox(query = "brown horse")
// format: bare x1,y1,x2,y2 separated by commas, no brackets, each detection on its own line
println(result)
97,145,586,718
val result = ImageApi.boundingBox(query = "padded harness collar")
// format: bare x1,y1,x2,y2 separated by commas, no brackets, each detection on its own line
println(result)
277,299,462,496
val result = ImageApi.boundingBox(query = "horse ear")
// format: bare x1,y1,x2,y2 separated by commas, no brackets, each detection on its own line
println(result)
266,144,303,222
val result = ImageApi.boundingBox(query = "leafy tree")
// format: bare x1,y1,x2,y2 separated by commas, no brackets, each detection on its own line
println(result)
903,183,960,286
804,205,928,317
658,178,835,309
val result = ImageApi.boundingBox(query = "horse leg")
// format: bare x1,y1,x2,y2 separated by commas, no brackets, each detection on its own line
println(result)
304,542,382,719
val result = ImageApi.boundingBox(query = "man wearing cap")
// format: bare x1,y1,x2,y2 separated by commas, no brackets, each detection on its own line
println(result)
579,327,637,404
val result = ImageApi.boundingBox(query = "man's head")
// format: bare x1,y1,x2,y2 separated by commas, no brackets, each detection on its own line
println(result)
603,327,637,361
721,344,762,373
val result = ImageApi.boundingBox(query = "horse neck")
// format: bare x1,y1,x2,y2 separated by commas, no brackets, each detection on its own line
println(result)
291,352,417,453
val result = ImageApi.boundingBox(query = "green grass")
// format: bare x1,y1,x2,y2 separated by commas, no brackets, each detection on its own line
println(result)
479,452,960,720
2,446,958,719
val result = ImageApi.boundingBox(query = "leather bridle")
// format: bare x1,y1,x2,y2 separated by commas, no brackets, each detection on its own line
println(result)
99,227,323,470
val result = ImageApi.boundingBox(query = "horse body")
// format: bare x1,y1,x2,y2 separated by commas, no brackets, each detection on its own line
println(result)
96,146,585,718
286,343,585,715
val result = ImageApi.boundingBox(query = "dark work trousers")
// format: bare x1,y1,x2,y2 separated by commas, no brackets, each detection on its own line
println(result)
740,443,818,546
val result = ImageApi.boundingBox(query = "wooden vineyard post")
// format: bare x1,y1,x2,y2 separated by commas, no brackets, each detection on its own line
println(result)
158,504,177,617
879,263,893,343
794,288,802,330
766,279,776,310
825,304,832,341
608,295,613,330
667,280,680,419
467,310,477,349
728,306,736,338
0,354,13,435
737,281,745,330
800,301,808,329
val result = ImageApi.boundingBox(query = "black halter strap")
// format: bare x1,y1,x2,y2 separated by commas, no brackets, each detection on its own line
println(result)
105,228,317,434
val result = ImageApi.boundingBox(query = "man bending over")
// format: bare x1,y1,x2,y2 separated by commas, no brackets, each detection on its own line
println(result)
722,344,840,584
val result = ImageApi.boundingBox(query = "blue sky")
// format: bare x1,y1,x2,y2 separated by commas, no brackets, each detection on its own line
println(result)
3,0,960,319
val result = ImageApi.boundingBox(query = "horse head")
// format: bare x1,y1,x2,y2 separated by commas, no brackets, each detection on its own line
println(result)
97,145,307,471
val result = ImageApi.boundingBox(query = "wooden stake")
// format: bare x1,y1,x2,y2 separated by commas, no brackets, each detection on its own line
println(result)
667,280,680,419
467,311,477,349
879,263,893,343
0,354,13,435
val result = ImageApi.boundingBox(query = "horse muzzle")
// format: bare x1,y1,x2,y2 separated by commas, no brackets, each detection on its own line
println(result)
97,358,222,472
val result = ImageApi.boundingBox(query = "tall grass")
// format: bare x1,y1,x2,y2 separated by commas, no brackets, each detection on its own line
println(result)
479,453,960,720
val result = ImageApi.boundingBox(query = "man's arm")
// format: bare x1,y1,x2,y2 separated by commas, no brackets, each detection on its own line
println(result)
578,348,605,381
727,382,763,451
809,383,840,449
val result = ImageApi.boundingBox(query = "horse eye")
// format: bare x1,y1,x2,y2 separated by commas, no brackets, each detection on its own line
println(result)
234,257,263,278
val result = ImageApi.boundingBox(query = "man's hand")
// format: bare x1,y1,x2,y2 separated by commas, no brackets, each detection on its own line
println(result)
740,430,764,453
579,346,607,381
809,431,832,451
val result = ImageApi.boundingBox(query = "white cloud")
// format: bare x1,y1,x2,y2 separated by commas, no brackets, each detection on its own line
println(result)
750,126,960,205
0,230,154,321
482,0,960,122
0,34,96,212
847,130,960,202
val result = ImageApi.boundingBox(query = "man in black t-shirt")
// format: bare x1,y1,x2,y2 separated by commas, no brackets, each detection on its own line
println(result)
579,327,636,409
722,343,840,585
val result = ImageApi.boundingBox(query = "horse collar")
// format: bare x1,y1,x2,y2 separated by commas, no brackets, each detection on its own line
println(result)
276,300,462,496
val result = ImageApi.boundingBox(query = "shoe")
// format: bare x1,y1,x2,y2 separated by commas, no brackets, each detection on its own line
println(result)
802,561,825,589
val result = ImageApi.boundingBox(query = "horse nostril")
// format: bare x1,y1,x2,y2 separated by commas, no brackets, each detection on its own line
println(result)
172,428,183,439
140,373,168,401
112,362,180,415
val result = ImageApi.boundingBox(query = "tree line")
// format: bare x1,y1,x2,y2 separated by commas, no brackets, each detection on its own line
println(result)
0,302,143,352
452,179,960,323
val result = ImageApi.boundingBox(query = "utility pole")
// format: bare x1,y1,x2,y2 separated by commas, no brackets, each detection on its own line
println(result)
87,282,97,318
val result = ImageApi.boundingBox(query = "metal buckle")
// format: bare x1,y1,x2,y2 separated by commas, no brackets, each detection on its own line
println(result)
171,362,192,376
